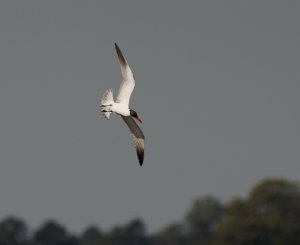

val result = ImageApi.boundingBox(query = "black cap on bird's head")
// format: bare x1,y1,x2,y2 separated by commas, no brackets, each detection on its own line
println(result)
130,109,142,123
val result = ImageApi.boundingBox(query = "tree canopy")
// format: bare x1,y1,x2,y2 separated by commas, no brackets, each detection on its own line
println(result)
215,179,300,245
1,178,299,245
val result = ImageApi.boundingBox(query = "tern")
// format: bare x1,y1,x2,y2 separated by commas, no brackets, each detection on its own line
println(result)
100,43,145,166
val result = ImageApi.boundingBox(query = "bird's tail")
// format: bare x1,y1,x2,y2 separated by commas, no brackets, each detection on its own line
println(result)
100,89,114,119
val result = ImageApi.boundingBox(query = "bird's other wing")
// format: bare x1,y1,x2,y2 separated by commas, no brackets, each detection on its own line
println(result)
115,43,135,106
121,116,145,166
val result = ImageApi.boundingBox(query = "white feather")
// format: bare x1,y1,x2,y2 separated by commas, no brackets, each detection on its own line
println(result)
115,44,136,106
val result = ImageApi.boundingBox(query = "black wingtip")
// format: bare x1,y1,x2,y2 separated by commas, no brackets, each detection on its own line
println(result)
138,152,144,166
138,157,143,166
114,43,127,66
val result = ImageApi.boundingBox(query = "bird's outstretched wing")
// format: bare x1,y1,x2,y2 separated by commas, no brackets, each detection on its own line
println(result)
121,116,145,166
115,43,135,106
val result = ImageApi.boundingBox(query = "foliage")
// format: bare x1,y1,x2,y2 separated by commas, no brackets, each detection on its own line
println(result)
30,220,77,245
101,218,149,245
185,196,225,245
0,217,27,245
215,178,300,245
79,226,102,245
1,178,300,245
152,223,185,245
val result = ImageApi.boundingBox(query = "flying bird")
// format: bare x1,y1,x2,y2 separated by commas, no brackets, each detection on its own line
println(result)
100,43,145,166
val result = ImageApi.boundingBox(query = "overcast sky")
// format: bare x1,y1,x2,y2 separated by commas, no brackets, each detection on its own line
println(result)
0,0,299,233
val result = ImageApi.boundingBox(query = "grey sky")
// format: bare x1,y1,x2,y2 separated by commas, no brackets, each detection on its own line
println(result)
0,0,299,233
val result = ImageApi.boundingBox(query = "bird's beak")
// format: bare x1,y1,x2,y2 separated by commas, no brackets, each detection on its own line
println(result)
135,116,142,123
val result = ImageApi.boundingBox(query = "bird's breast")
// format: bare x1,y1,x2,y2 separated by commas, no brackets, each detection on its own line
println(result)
111,103,130,116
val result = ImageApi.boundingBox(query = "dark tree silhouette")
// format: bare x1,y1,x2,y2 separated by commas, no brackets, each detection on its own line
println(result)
152,223,185,245
102,218,149,245
185,196,225,245
1,178,299,245
0,216,27,245
215,179,300,245
31,220,78,245
79,226,102,245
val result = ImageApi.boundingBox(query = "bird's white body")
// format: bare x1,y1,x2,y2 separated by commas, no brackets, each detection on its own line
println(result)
111,102,130,116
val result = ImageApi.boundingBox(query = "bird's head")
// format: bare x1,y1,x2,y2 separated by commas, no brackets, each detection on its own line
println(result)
130,109,142,123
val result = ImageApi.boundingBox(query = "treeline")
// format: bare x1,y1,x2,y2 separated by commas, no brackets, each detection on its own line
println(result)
1,178,300,245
